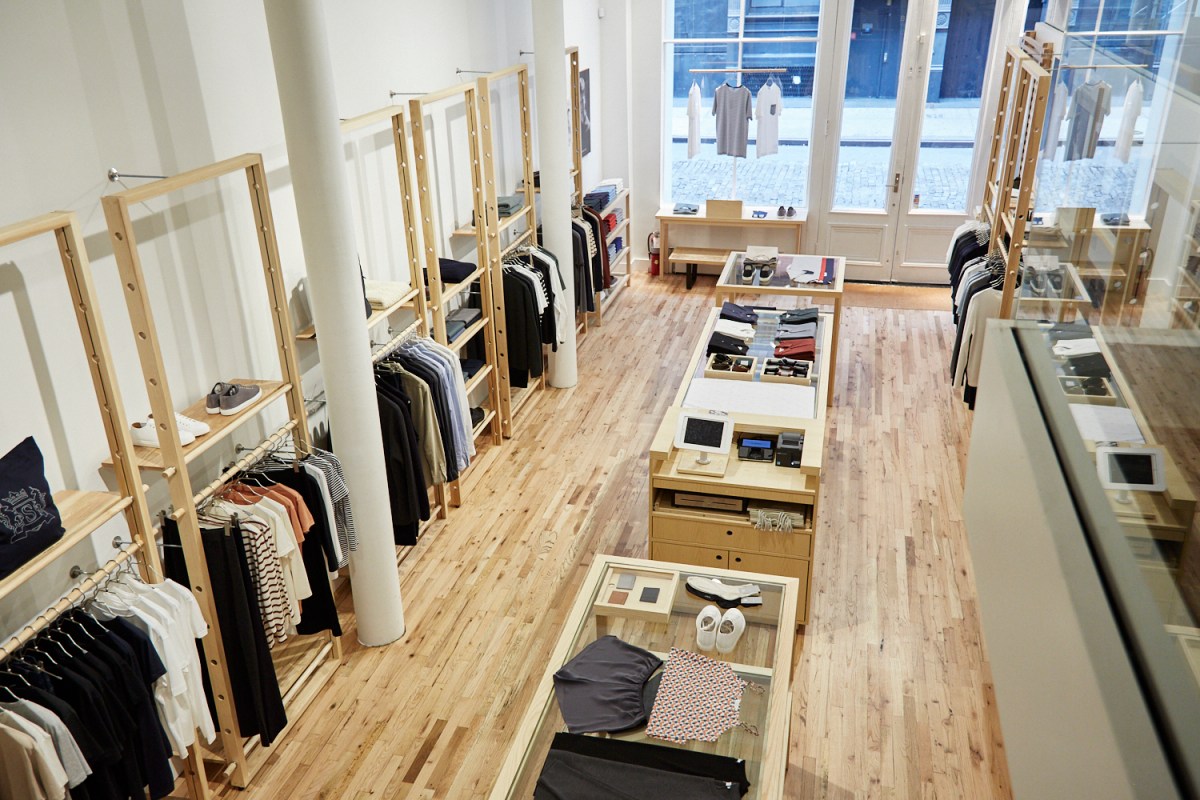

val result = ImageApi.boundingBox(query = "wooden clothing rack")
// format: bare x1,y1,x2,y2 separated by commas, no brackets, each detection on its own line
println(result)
297,103,449,525
477,64,545,436
99,154,341,792
980,45,1051,318
410,83,506,506
0,211,210,798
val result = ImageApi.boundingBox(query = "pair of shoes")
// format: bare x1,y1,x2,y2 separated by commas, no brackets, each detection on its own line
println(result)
205,383,262,416
775,205,797,218
130,413,210,448
686,576,763,609
696,605,745,653
741,260,756,284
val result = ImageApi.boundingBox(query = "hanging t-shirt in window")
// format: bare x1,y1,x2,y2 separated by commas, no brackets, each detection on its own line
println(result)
712,83,753,158
1064,80,1111,162
755,82,783,158
687,82,702,159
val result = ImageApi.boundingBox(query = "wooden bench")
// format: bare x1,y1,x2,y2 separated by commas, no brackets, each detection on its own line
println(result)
667,247,731,290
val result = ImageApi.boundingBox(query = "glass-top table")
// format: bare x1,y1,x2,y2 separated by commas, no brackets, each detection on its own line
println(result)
715,252,844,408
488,555,799,799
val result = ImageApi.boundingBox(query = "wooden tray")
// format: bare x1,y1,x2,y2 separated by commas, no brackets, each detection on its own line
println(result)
1060,375,1117,405
704,354,757,381
593,564,679,625
761,360,814,385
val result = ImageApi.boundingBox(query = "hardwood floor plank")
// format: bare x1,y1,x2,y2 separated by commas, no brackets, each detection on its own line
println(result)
208,275,1009,799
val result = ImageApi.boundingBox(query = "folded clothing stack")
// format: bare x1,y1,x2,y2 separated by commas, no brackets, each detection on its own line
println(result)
432,258,477,284
583,183,619,212
707,331,749,356
604,213,618,235
363,279,409,310
774,337,815,360
774,309,818,357
787,256,837,285
497,194,525,217
607,241,621,262
713,318,755,343
719,302,759,325
446,307,481,341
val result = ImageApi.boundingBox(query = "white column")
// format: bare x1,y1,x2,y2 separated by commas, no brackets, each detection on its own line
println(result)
532,0,578,387
263,0,405,646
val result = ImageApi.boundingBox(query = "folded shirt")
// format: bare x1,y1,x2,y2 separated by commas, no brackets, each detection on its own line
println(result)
363,279,409,309
780,307,818,325
460,358,485,379
719,302,758,325
1052,338,1100,357
774,338,815,359
447,307,482,328
446,319,467,341
673,203,698,215
776,323,817,340
713,319,756,343
707,332,749,356
435,258,477,283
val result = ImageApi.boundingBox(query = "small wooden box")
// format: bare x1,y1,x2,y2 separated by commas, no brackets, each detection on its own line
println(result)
593,564,679,625
1060,375,1116,405
761,360,814,385
706,199,744,219
704,354,756,380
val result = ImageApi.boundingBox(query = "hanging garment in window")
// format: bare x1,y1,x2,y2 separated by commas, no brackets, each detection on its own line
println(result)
712,84,753,158
687,81,702,159
755,82,782,158
1064,80,1111,161
1113,80,1142,163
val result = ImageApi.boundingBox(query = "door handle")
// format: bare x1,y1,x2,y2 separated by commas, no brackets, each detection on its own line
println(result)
890,172,901,193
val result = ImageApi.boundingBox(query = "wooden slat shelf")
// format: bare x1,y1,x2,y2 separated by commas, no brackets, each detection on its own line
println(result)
500,228,534,259
472,408,497,440
452,204,532,238
433,266,485,309
464,363,494,395
447,316,490,353
605,218,630,247
109,379,290,471
295,286,419,340
0,490,133,603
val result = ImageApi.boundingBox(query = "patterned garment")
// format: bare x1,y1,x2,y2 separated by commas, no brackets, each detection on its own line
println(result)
308,449,358,555
646,648,748,744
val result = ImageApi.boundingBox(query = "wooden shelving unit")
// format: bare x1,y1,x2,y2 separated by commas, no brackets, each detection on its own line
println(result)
980,44,1051,319
592,186,632,324
478,64,545,437
410,82,505,504
0,211,209,798
100,154,340,792
567,46,584,206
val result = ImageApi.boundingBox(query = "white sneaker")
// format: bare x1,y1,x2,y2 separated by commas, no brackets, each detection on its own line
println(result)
151,412,210,437
696,605,721,652
131,420,195,449
715,608,746,654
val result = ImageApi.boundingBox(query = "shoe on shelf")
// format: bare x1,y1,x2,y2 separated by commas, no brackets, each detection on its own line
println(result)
777,205,786,217
685,576,763,609
758,261,774,284
206,383,230,414
786,206,796,218
218,383,262,416
151,412,210,437
696,605,721,652
740,259,756,285
716,608,746,654
131,420,195,449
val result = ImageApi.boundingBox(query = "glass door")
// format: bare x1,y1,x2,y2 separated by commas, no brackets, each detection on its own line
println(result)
815,0,1000,282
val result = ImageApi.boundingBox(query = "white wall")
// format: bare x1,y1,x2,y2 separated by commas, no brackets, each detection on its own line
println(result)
0,0,516,636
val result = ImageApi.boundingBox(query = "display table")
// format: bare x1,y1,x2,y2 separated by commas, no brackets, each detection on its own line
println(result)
715,252,843,407
648,307,831,626
656,205,806,277
488,554,799,800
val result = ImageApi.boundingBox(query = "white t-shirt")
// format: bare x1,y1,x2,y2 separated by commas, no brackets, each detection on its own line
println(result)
687,82,702,159
755,83,783,157
1113,80,1142,163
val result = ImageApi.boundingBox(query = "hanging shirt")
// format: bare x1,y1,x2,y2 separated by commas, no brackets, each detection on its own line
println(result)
0,711,68,800
687,82,702,159
1064,80,1111,161
755,82,783,157
0,700,89,789
1042,82,1068,160
712,84,753,158
1113,81,1142,163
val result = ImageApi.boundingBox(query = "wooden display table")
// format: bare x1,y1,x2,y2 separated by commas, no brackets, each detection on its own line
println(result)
715,252,844,407
656,204,805,279
489,554,799,800
649,308,832,626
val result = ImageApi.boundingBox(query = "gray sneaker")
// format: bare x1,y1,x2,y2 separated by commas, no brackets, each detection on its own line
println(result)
218,383,261,416
206,383,230,415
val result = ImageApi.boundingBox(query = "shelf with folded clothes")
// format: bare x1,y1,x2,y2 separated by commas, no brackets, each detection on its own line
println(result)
593,188,629,221
604,218,629,247
295,285,421,340
452,204,531,238
447,314,491,353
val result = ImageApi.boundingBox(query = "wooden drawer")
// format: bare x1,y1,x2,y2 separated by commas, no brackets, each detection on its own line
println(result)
730,550,811,626
653,513,812,558
651,540,731,568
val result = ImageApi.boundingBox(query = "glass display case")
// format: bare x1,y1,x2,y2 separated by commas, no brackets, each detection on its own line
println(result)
489,555,799,799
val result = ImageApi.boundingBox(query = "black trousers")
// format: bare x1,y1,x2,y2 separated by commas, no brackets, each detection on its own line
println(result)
549,732,749,796
535,750,742,800
163,519,288,745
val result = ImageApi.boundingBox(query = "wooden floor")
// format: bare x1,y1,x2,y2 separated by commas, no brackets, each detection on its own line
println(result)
211,275,1010,799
